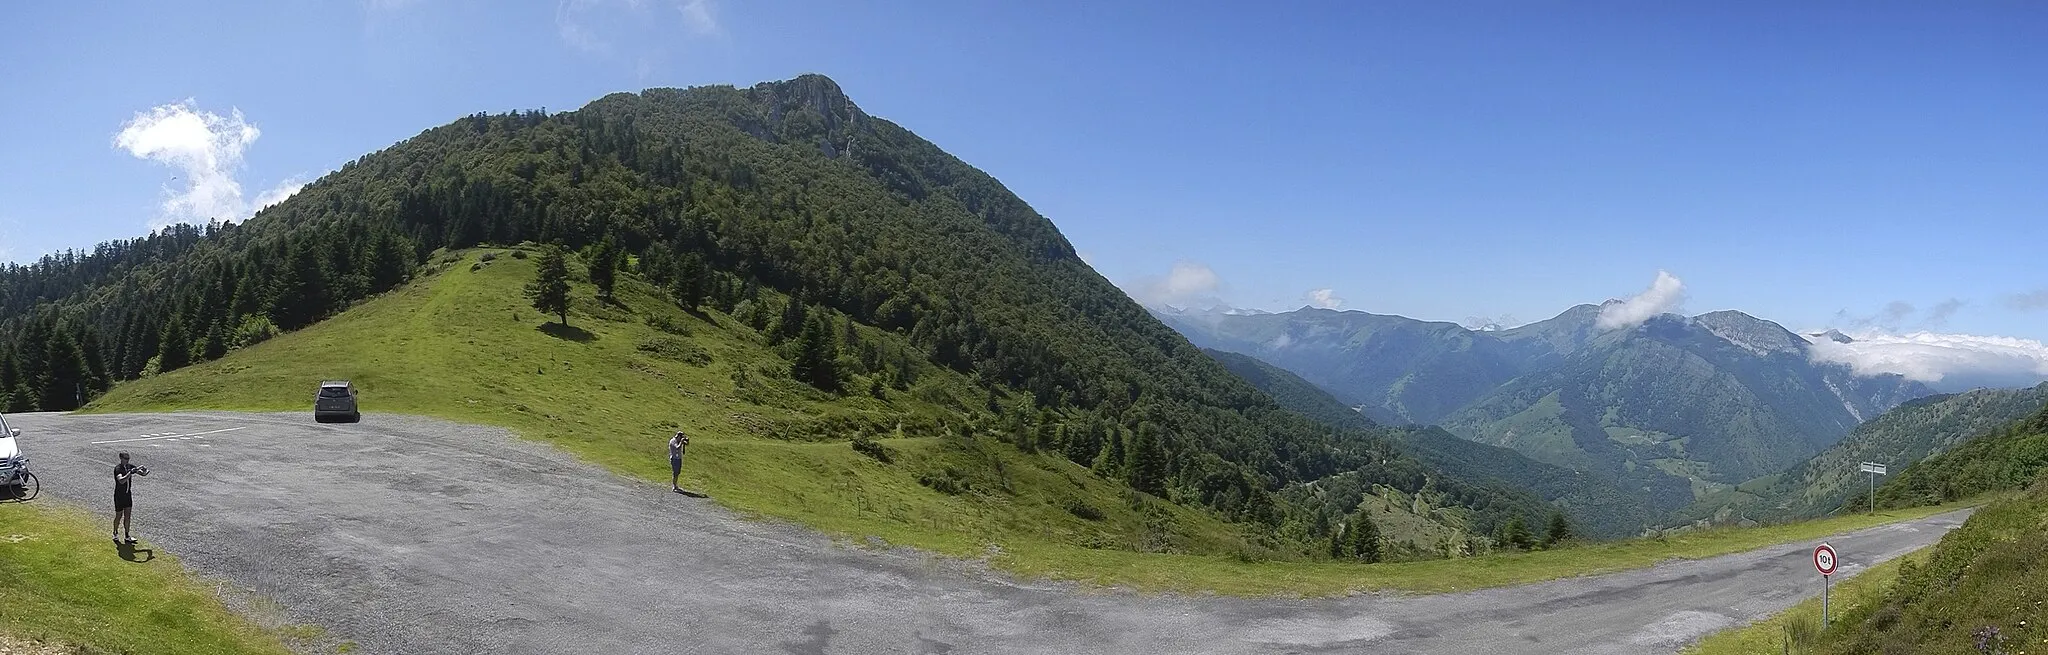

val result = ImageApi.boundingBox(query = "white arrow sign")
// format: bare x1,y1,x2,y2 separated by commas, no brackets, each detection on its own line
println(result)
1860,462,1887,475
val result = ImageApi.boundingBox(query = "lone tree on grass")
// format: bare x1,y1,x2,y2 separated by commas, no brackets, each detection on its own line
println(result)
526,246,572,326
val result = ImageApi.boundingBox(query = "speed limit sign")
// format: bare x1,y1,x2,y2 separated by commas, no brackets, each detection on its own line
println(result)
1814,543,1838,576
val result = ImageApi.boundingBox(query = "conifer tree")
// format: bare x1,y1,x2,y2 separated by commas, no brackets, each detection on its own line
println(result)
1542,510,1573,548
1347,511,1383,563
158,317,191,373
526,245,572,325
790,310,840,391
588,238,620,301
1127,422,1169,496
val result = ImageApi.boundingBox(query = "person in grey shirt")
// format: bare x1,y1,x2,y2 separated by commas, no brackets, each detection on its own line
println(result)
668,431,689,493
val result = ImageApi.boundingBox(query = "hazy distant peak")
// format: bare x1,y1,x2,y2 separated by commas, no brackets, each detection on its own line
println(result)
1690,310,1807,355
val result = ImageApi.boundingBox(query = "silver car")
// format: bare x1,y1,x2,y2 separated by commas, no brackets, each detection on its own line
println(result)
314,381,360,423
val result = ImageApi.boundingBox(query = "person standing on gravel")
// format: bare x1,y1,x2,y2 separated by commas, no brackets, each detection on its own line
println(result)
668,431,689,493
112,452,147,544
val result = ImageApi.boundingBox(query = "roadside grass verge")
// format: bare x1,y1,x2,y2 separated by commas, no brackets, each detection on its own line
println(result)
1682,549,1927,655
999,500,1973,596
86,250,1984,597
0,503,292,655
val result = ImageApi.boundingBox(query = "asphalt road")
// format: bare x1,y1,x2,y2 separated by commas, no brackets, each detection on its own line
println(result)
9,411,1971,654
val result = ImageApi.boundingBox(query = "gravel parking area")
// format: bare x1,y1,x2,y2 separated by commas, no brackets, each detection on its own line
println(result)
10,411,1971,654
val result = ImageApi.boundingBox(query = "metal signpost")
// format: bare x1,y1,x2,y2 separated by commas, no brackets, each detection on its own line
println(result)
1860,462,1887,514
1814,543,1838,630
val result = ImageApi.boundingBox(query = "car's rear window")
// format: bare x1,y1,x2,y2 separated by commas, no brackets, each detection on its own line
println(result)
319,387,352,398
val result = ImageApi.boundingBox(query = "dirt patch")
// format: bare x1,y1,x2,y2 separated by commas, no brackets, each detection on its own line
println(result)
0,634,79,655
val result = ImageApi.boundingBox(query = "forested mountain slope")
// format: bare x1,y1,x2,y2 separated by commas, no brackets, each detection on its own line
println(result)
3,74,1558,562
1205,348,1657,538
1684,383,2048,523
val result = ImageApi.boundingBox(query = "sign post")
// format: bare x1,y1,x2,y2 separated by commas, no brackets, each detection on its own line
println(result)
1814,543,1838,630
1860,462,1888,514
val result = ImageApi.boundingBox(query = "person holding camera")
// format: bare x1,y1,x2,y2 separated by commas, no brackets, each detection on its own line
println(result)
668,431,689,493
113,452,147,544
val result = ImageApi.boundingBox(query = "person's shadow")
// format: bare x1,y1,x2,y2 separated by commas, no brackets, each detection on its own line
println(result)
116,541,154,563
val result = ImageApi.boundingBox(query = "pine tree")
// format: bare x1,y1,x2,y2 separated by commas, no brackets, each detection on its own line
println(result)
1127,422,1169,496
673,252,708,309
1347,511,1383,563
588,237,620,301
526,245,572,325
38,330,88,411
772,295,807,344
789,310,840,391
1542,510,1573,549
158,317,191,373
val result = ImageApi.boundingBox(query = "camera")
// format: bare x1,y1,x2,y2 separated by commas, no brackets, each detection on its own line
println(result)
135,466,150,476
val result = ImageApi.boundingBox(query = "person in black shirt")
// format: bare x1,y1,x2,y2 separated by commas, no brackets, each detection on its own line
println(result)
113,452,147,544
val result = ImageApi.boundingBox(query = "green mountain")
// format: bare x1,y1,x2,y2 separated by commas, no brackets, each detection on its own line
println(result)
0,74,1553,563
1875,400,2048,508
1442,312,1930,490
1204,348,1659,538
1684,383,2048,522
1153,307,1534,424
1161,304,1935,508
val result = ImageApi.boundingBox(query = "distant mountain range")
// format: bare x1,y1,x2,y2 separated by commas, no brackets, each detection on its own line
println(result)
1204,348,1671,538
1158,303,1938,501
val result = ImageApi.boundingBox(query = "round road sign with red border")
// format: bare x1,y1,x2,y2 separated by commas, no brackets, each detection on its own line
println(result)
1814,543,1838,576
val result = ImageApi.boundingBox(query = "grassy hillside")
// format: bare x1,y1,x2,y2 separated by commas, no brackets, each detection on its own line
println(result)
1799,476,2048,654
93,249,1265,566
0,504,296,655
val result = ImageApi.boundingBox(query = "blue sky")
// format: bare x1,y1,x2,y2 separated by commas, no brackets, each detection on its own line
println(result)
3,1,2045,381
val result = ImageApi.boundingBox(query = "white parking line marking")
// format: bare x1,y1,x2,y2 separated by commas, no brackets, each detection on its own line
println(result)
93,426,246,445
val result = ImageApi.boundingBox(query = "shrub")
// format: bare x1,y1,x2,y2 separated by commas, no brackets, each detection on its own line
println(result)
636,338,712,366
510,250,528,260
230,316,280,350
645,313,692,336
1065,499,1105,521
850,434,893,464
479,252,499,262
918,468,970,495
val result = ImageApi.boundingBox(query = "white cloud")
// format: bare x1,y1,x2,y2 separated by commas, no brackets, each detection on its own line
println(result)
253,175,310,212
1128,261,1224,308
1306,288,1344,310
678,0,717,34
1596,270,1687,330
1807,330,2048,388
114,100,263,228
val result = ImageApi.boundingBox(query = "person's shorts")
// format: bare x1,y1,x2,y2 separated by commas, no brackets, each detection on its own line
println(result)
670,457,683,475
114,489,133,510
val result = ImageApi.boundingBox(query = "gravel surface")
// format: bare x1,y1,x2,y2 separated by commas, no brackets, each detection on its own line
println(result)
10,411,1971,654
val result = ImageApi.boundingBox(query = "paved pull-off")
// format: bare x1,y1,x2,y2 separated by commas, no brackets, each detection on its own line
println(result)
13,412,1970,654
